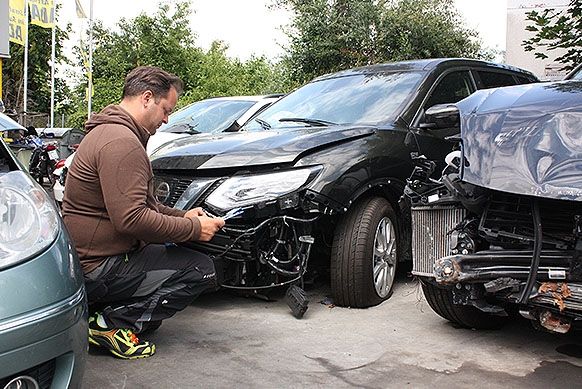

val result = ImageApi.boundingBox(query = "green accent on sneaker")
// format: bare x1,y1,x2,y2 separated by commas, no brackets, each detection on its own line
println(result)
88,314,156,360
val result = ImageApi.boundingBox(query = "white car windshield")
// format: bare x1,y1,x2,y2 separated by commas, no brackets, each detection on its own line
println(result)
245,71,423,131
158,99,256,134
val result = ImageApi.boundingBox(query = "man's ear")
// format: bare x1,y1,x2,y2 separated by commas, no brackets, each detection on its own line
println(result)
142,90,154,107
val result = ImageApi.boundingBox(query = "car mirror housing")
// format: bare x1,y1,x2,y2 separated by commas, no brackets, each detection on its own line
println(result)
420,104,460,133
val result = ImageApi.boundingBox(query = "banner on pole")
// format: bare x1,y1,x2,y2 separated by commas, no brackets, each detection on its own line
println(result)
29,0,55,28
75,0,87,18
8,0,27,46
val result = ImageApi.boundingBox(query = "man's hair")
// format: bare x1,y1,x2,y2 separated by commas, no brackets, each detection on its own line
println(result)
122,66,183,101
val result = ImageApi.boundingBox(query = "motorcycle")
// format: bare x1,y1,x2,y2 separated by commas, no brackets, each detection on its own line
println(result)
27,136,60,186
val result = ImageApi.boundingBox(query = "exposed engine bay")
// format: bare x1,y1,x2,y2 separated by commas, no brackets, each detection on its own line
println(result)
404,82,582,333
406,151,582,332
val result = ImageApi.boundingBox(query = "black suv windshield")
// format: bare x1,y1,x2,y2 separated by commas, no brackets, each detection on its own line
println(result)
245,71,423,131
158,99,255,134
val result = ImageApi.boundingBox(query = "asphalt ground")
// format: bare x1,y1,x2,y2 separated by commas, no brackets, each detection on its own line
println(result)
45,183,582,388
82,274,582,388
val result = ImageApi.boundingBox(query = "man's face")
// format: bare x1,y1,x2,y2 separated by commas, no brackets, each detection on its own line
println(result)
143,87,178,134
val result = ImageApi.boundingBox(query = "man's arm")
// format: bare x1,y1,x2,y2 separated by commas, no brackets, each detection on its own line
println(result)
98,139,202,242
157,203,186,217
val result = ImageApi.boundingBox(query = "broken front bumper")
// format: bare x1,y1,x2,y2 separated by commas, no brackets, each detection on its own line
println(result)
186,214,318,291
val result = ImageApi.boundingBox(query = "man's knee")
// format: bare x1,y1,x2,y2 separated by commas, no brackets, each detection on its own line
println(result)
167,247,217,286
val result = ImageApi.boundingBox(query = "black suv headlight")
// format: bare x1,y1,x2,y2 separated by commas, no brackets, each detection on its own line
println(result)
205,166,321,211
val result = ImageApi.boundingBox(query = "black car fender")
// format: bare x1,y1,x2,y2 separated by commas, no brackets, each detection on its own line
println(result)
333,176,412,262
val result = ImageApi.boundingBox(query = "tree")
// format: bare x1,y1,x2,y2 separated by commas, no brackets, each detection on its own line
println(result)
182,41,281,103
68,1,204,125
2,7,71,125
68,1,285,128
522,0,582,71
274,0,488,85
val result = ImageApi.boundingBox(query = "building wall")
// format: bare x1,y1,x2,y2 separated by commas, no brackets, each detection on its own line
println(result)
506,0,570,80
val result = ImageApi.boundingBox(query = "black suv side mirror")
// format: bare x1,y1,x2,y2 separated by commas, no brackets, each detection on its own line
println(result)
419,104,460,132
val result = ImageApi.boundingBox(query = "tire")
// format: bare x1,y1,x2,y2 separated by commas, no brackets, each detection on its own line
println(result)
331,196,398,308
421,282,508,329
45,159,57,187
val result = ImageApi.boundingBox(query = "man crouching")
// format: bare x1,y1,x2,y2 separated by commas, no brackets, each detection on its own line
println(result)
62,66,225,359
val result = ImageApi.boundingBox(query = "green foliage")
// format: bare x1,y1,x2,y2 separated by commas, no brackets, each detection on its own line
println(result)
68,1,286,128
522,0,582,70
274,0,486,84
1,7,71,124
181,41,281,105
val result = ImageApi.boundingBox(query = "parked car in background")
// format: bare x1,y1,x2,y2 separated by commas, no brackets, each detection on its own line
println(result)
150,59,537,309
51,96,278,206
405,80,582,333
0,137,87,386
0,112,26,145
147,94,282,154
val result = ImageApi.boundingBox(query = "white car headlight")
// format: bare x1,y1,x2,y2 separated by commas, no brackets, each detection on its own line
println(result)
206,167,321,211
0,171,59,269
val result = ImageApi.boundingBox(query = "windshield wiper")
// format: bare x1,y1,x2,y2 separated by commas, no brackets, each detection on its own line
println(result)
278,117,337,126
167,123,200,135
254,118,272,130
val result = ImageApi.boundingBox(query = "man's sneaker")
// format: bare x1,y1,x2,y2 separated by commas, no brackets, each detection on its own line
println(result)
88,313,156,359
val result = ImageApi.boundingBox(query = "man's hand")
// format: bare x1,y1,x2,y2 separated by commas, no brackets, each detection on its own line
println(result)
184,207,206,218
195,216,225,241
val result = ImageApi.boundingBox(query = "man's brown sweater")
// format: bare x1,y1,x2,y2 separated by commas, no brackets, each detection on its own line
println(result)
62,105,201,273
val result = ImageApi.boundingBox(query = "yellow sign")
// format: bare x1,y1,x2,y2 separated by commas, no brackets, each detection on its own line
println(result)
8,0,27,46
29,0,55,28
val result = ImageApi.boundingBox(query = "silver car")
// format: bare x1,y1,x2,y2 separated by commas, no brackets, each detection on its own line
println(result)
0,137,87,388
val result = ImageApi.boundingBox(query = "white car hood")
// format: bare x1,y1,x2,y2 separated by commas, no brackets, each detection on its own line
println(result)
146,132,190,156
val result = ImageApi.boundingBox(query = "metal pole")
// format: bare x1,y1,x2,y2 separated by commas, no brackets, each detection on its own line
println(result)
23,0,29,125
50,23,55,128
87,0,93,119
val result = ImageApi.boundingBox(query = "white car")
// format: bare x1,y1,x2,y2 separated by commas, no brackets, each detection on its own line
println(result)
146,94,281,154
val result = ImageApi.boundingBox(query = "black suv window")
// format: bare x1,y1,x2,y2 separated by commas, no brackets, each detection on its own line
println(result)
477,71,518,89
244,72,424,130
425,70,474,108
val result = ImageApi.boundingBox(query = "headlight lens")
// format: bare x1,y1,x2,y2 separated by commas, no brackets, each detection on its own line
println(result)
206,166,321,210
0,171,59,269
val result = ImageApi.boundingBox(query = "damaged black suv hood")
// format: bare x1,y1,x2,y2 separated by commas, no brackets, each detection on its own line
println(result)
150,125,376,170
457,81,582,201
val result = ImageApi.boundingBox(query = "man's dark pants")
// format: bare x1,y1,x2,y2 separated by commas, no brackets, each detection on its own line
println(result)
83,244,216,333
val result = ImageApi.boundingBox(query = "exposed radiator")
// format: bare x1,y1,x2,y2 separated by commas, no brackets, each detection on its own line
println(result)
411,205,466,277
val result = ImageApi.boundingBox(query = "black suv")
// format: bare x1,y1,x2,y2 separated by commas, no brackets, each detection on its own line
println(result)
150,59,537,308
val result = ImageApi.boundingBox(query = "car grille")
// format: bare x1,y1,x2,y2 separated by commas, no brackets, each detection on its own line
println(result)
152,175,194,207
411,205,466,277
0,358,55,389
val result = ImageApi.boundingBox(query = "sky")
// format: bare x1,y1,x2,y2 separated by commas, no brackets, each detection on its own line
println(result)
59,0,509,62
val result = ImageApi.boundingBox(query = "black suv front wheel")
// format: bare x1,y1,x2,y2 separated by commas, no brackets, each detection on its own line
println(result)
331,196,398,307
